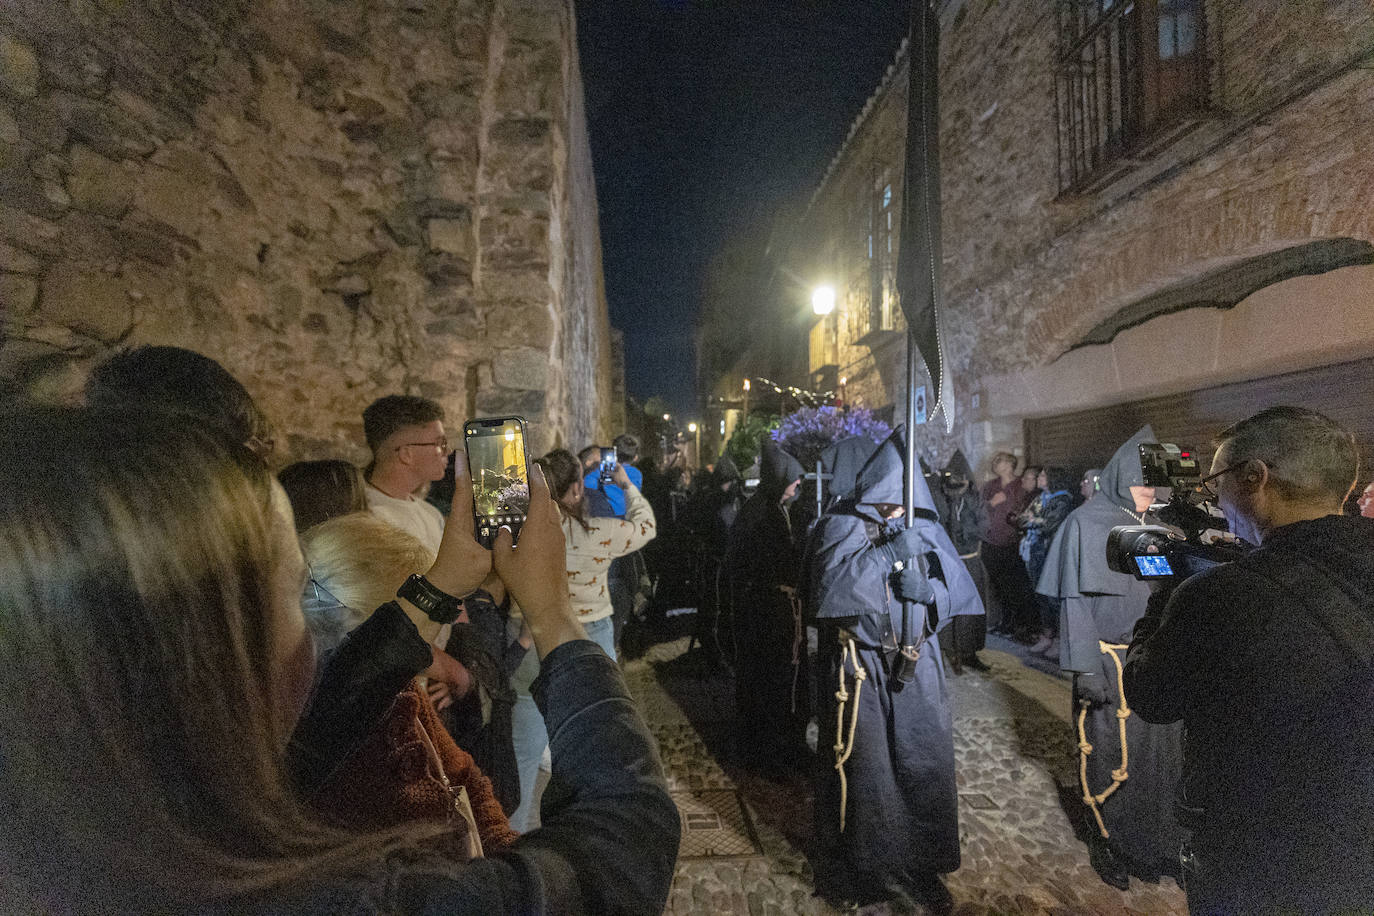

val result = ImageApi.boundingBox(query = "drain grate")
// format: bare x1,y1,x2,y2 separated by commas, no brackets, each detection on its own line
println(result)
960,792,1000,810
672,789,763,859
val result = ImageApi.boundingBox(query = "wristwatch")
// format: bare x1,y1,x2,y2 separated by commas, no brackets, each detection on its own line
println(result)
396,573,463,624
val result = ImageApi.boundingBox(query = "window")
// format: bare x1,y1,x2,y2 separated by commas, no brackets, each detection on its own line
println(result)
1054,0,1209,193
869,174,896,334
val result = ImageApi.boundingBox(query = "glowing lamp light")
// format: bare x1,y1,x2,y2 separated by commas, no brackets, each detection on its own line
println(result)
743,379,750,391
688,422,698,433
811,285,836,316
504,428,515,442
663,413,671,421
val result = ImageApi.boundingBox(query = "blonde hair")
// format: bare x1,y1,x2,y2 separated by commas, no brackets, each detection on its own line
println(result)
301,512,439,649
0,406,433,910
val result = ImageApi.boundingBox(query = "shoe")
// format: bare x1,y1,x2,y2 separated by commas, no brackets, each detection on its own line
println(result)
1028,634,1053,655
1089,837,1131,891
910,874,953,914
963,653,991,672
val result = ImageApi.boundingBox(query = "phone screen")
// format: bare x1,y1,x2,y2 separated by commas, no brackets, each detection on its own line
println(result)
1134,554,1173,578
599,446,617,481
464,417,530,546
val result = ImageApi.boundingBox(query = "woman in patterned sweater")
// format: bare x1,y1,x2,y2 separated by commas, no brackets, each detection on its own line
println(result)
535,449,657,661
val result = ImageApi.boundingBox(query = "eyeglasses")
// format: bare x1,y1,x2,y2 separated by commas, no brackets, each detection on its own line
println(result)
395,437,449,453
1199,461,1247,499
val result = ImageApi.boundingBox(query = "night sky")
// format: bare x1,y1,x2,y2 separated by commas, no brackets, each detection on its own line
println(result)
576,1,911,415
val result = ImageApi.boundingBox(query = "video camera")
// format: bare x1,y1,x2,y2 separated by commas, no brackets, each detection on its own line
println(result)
1106,443,1250,581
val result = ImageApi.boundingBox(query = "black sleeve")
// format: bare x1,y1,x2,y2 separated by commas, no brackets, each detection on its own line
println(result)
287,602,432,795
1123,570,1229,723
401,640,679,915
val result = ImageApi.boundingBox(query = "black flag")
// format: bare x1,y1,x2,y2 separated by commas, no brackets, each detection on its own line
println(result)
895,0,947,422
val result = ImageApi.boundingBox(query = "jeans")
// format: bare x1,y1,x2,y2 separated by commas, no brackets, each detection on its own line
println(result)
509,647,549,832
583,615,617,662
508,617,617,832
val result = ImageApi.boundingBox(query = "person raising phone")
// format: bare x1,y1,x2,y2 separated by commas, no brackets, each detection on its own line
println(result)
0,405,679,915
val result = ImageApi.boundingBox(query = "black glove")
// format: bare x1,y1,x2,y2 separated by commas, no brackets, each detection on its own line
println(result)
1073,672,1110,708
875,524,932,567
892,563,935,605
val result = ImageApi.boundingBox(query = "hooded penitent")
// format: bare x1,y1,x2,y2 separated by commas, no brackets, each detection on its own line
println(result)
1036,424,1184,870
803,428,982,892
1038,425,1155,600
725,438,808,760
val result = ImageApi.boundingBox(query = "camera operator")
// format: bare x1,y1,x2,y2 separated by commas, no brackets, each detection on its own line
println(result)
1123,406,1374,914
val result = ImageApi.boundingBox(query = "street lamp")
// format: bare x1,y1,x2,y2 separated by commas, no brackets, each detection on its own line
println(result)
811,285,836,315
688,422,699,468
742,378,750,420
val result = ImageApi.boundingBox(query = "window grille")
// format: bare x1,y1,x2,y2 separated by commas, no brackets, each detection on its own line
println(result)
1055,0,1209,193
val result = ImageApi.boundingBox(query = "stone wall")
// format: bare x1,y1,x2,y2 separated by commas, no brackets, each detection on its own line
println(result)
787,0,1374,470
0,0,615,460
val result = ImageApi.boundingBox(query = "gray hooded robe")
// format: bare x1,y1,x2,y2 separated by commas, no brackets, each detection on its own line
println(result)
804,429,982,896
1037,425,1184,869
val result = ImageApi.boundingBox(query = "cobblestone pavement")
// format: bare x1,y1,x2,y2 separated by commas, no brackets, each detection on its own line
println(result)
623,637,1187,915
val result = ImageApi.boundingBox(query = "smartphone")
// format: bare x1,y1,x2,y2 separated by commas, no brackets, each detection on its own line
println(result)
598,446,617,485
463,416,531,547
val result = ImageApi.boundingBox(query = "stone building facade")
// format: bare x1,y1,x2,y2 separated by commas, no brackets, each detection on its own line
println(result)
0,0,617,460
780,0,1374,474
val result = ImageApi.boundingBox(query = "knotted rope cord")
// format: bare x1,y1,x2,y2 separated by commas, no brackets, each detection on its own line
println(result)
833,637,867,833
1076,640,1132,839
780,585,803,714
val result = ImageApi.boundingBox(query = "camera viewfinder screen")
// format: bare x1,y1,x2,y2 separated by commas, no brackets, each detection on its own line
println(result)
1134,555,1173,578
466,420,530,528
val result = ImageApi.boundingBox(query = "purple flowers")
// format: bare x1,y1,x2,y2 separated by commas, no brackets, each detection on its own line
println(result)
771,406,892,467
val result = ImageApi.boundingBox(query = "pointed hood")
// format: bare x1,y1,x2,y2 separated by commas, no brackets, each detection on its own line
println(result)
852,427,940,523
820,434,880,505
811,426,984,626
1097,424,1155,511
942,449,974,482
1037,425,1156,599
758,438,804,500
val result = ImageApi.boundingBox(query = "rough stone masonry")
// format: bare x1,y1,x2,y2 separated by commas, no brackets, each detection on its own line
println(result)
0,0,616,460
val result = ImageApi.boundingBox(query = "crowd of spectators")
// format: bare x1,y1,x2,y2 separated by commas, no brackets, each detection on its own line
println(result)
0,345,679,914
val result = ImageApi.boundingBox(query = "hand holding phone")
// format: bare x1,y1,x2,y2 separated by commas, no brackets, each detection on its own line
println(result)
493,464,586,658
465,416,531,548
425,450,493,599
598,446,617,486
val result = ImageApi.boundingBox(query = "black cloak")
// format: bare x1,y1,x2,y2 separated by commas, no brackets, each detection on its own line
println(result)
1037,425,1184,868
804,429,983,894
726,439,807,760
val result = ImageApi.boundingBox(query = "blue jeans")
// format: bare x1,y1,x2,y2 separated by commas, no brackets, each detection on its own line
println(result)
583,615,617,662
509,618,617,831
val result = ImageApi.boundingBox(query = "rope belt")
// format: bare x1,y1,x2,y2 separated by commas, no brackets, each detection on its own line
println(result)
833,637,867,833
1076,640,1132,839
780,585,803,715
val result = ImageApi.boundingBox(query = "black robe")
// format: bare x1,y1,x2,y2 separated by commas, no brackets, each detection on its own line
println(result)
726,439,807,762
1038,425,1184,869
805,429,983,895
936,450,988,661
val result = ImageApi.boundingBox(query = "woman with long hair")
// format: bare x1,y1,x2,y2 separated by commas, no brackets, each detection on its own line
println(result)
534,448,657,660
0,405,677,914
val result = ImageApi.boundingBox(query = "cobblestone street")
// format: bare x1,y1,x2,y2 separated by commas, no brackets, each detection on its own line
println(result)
623,636,1187,915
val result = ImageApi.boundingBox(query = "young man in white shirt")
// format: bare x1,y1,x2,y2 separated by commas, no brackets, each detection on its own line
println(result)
362,394,450,555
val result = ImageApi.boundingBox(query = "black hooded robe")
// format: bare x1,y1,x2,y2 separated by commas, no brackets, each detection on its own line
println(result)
805,430,984,898
935,450,988,664
726,439,808,763
1037,425,1184,870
